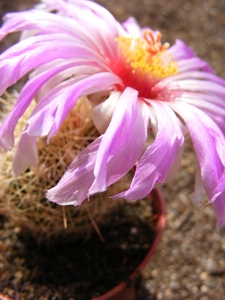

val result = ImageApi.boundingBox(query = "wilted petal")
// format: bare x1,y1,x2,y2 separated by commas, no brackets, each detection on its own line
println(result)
167,39,195,60
168,80,225,98
90,87,149,194
160,71,225,87
0,60,97,151
26,72,123,141
211,170,225,204
192,160,204,206
46,137,102,206
45,0,120,60
31,62,102,102
211,193,225,229
177,92,225,131
13,131,38,175
0,10,74,38
178,58,213,73
168,39,213,72
170,102,225,201
91,91,121,134
165,142,184,183
122,17,141,37
116,101,184,200
0,33,106,95
105,99,150,187
0,9,94,44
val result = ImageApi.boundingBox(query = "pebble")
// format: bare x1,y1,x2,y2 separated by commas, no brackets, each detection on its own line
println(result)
200,272,208,280
130,227,138,235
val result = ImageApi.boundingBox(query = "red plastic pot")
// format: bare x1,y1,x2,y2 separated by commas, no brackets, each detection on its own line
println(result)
92,188,166,300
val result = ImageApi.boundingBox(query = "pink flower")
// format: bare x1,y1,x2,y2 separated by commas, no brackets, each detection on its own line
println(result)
1,0,225,228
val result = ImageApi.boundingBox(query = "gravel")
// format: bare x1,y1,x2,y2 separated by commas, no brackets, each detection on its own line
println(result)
143,141,225,299
1,0,225,299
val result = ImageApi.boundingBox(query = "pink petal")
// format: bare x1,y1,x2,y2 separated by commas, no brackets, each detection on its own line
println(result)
160,71,225,87
167,39,195,60
169,102,225,202
0,9,109,55
168,79,225,98
192,160,204,206
0,9,75,38
212,171,225,203
115,101,184,200
178,92,225,112
45,0,120,60
168,39,213,72
90,87,149,194
26,72,123,140
122,17,142,37
178,58,213,73
46,137,102,206
13,132,38,175
92,91,121,134
0,33,106,95
0,60,97,151
211,193,225,229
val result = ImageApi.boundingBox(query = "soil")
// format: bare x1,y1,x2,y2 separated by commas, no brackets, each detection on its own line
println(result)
0,197,157,300
1,0,225,299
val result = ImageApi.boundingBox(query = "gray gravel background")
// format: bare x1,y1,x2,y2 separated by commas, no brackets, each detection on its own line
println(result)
0,0,225,299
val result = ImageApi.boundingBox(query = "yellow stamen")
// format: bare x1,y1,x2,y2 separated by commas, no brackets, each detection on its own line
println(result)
116,30,177,78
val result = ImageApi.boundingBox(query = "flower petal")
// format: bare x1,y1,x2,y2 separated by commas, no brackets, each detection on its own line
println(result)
122,17,142,37
0,60,98,151
168,39,213,72
91,91,121,134
1,9,91,41
168,79,225,98
167,39,195,60
44,0,121,60
0,9,77,39
90,87,149,194
26,72,123,141
169,102,225,202
115,101,184,200
160,71,225,87
192,160,204,206
46,137,102,206
13,131,38,175
211,193,225,229
0,33,107,95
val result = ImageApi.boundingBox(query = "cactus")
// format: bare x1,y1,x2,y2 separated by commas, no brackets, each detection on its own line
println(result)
0,93,127,244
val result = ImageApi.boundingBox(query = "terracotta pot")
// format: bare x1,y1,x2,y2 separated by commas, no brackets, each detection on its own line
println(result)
92,188,166,300
0,189,165,300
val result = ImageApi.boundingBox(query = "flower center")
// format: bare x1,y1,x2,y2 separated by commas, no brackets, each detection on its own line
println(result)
114,30,177,98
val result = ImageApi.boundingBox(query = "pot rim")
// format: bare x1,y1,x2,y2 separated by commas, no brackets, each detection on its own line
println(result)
92,188,166,300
